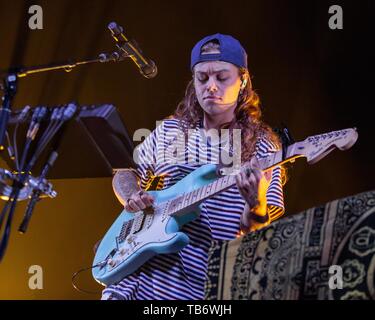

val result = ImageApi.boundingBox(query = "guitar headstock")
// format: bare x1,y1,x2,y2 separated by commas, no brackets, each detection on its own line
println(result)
301,128,358,164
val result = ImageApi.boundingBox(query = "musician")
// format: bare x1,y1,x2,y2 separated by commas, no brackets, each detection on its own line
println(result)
101,33,285,300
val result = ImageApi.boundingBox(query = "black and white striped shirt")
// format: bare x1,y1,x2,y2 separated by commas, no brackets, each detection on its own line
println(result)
102,118,284,300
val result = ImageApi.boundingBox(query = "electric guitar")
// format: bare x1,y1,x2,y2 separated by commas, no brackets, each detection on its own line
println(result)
92,128,358,286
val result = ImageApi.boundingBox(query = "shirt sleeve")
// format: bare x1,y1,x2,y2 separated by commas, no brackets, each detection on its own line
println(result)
254,137,285,222
132,122,163,190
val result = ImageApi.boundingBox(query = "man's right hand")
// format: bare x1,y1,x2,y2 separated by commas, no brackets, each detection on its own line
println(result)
125,190,155,212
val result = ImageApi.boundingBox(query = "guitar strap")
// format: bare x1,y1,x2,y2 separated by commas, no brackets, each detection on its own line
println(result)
145,171,166,191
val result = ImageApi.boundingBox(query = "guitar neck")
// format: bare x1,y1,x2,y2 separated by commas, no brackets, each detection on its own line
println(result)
165,127,358,216
168,143,305,216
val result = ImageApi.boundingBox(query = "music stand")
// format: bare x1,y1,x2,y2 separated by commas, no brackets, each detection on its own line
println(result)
1,104,136,179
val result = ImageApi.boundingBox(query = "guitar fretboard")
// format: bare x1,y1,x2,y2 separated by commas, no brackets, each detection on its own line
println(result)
166,145,303,216
166,174,236,216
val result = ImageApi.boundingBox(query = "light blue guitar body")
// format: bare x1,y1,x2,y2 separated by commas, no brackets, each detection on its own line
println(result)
92,164,218,286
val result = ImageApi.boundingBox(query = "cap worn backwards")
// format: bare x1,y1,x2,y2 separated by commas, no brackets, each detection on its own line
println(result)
190,33,248,71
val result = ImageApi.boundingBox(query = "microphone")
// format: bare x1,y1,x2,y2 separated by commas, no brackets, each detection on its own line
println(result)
107,22,158,79
17,105,31,123
18,151,58,234
27,106,47,140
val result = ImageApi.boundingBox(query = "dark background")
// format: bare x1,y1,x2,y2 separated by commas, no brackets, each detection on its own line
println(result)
0,0,373,299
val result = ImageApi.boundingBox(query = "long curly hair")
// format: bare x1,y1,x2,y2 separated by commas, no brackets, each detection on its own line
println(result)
173,41,282,164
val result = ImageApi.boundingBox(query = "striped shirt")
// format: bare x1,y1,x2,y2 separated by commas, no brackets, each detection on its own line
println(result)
101,118,284,300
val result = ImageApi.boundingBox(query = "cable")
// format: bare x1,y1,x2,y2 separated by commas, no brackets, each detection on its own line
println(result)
32,103,76,165
32,107,60,158
4,131,16,165
18,107,43,171
13,123,20,171
13,105,31,171
0,198,12,231
0,179,24,261
71,261,107,295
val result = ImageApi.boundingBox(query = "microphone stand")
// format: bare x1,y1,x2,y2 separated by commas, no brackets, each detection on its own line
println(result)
0,170,30,261
18,150,58,234
0,22,145,147
0,46,128,149
0,74,17,151
0,107,46,260
0,102,77,261
10,54,123,79
0,29,138,262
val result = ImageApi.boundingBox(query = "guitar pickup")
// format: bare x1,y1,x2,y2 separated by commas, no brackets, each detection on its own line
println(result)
132,213,146,233
118,220,133,244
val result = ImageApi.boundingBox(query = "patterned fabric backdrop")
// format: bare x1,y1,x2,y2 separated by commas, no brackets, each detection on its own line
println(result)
205,190,375,300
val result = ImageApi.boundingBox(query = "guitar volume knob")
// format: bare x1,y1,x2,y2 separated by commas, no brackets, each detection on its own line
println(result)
119,248,127,255
107,258,117,267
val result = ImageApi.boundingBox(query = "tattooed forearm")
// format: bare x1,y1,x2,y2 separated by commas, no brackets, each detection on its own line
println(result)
112,170,141,205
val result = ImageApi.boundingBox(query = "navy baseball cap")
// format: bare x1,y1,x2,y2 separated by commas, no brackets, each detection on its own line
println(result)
190,33,248,71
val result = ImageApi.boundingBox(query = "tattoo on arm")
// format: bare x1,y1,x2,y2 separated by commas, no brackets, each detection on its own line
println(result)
112,170,140,205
